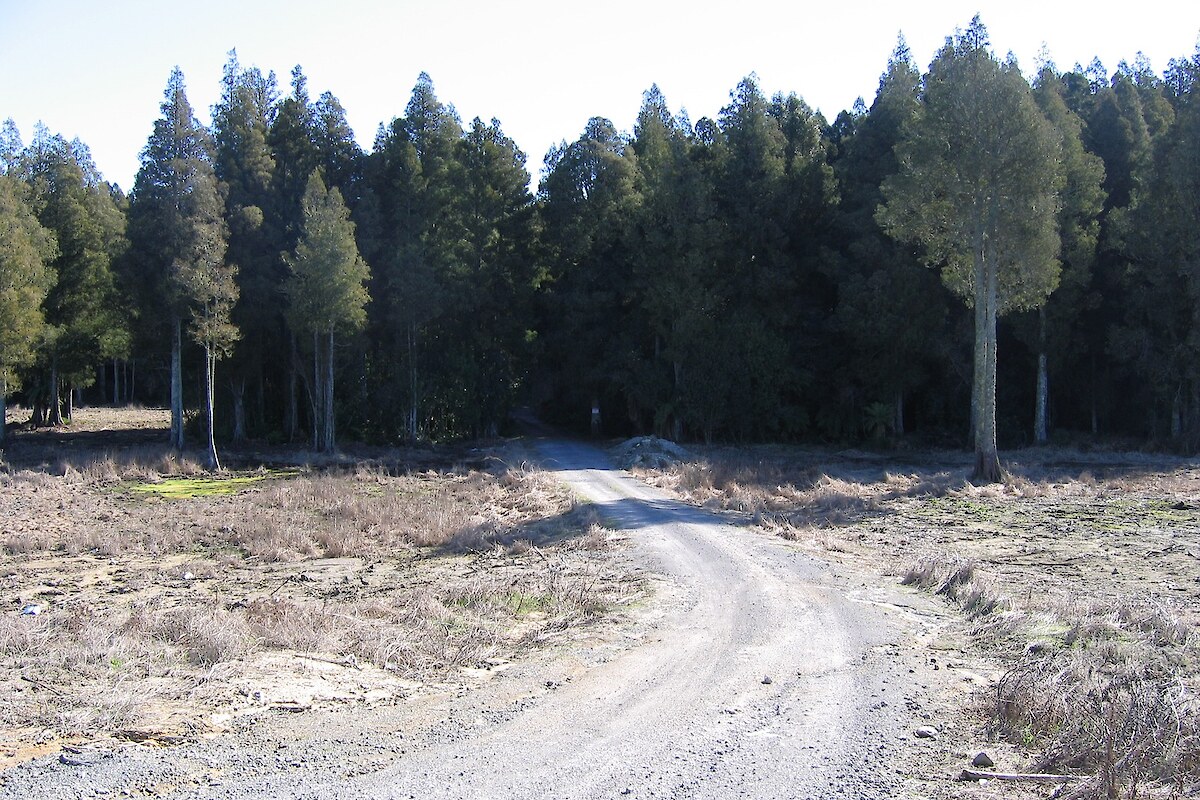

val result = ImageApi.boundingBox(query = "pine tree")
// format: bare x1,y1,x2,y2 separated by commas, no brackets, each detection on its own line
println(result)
128,67,236,462
831,38,952,439
1025,65,1106,442
0,173,57,447
212,51,278,443
21,129,128,425
537,116,640,434
879,17,1062,481
364,73,463,441
284,170,369,452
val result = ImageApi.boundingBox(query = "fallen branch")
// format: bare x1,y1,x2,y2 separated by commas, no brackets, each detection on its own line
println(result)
959,769,1078,783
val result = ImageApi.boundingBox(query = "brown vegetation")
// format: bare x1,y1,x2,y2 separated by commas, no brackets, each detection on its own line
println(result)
0,408,637,765
638,445,1200,799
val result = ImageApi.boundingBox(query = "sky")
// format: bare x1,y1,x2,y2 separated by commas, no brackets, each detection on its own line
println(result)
2,1,1198,191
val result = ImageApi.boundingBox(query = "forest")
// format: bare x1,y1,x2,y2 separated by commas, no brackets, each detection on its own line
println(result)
2,18,1200,469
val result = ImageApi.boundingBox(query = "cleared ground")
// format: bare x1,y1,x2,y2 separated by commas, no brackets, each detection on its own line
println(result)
5,411,1197,798
632,441,1200,798
0,408,635,771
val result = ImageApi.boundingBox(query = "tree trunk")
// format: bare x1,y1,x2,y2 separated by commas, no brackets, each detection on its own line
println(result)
170,317,185,452
407,322,418,443
204,344,221,471
1034,353,1049,445
286,333,299,443
971,244,1003,483
0,375,7,449
129,359,135,405
895,390,905,437
312,329,321,452
113,358,120,405
1171,385,1183,440
49,354,64,426
1034,309,1048,444
324,327,335,453
65,386,75,422
230,378,247,445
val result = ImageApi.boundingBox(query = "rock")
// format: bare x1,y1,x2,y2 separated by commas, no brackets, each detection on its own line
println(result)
20,603,44,616
972,751,995,768
613,436,690,470
914,726,938,739
761,675,773,685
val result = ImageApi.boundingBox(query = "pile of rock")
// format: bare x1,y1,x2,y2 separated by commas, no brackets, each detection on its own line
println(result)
613,436,690,470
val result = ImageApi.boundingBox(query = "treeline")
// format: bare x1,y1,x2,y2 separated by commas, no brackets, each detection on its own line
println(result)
2,22,1200,455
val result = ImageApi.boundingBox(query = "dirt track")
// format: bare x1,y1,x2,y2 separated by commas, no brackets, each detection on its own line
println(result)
1,436,961,799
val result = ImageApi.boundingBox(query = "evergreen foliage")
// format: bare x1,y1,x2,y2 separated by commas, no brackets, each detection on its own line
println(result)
878,17,1063,480
9,25,1200,462
284,170,369,452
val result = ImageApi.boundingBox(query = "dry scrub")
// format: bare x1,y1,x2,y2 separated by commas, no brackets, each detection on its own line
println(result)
638,445,1200,798
0,415,636,763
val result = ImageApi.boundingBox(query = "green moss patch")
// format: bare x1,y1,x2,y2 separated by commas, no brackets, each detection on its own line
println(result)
126,471,296,499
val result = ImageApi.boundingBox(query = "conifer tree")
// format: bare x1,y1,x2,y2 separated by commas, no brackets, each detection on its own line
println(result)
0,173,57,447
21,130,128,425
212,51,277,443
128,68,236,462
832,38,951,438
284,170,369,452
879,18,1062,481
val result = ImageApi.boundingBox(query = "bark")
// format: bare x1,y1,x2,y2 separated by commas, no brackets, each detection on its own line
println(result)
170,317,184,452
129,359,135,405
203,344,221,471
230,378,247,445
1171,385,1183,440
1034,353,1049,444
286,333,299,443
48,355,64,426
971,238,1003,484
0,375,7,449
407,322,418,443
324,327,335,453
65,386,75,422
312,329,320,452
1034,309,1048,444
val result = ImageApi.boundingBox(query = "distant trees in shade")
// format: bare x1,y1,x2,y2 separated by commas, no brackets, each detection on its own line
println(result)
3,20,1200,478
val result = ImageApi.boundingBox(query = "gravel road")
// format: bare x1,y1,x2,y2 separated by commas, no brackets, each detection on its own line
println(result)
1,438,952,799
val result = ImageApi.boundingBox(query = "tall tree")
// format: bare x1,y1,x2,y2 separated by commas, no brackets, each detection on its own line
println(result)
127,68,235,459
831,38,953,438
628,86,722,438
436,117,539,437
710,76,799,440
178,166,238,470
879,17,1062,481
284,170,369,452
537,116,640,434
21,129,128,425
1025,65,1106,442
0,173,57,447
364,73,463,441
212,51,277,443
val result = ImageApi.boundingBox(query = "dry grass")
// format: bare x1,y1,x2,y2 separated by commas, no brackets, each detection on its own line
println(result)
639,444,1200,798
0,425,638,752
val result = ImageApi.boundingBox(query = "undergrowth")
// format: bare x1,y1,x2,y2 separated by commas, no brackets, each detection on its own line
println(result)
904,555,1200,799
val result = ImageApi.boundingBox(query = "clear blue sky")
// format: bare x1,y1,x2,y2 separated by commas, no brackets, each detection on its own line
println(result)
2,0,1198,191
